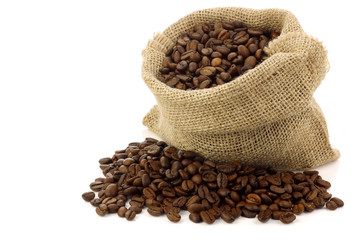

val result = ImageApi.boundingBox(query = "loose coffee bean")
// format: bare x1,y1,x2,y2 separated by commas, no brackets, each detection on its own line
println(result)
166,210,181,223
292,204,305,215
245,193,261,205
330,197,344,207
221,211,235,223
96,207,107,216
279,212,296,224
258,209,272,222
105,184,118,197
125,209,136,221
200,210,216,224
82,192,95,202
189,213,202,223
326,201,338,210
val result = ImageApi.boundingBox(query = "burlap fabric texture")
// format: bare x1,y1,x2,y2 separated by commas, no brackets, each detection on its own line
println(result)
142,7,340,170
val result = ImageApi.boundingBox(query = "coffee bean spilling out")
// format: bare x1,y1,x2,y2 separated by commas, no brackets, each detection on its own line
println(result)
159,22,280,90
82,138,343,224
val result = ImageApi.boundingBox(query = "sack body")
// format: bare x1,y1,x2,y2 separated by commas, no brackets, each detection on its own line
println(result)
142,7,340,170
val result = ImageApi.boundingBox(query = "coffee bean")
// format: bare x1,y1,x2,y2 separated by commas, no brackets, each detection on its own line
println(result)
292,203,305,215
246,193,261,205
326,201,338,210
330,197,344,207
189,213,202,223
221,211,235,223
82,191,95,202
90,181,103,192
166,210,181,222
99,157,112,165
258,209,272,222
243,56,257,69
304,202,316,212
242,208,257,218
96,207,107,216
181,180,195,191
279,212,296,224
105,183,118,197
125,209,136,221
200,210,216,224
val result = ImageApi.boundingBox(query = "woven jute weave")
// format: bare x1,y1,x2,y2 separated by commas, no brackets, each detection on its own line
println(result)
141,7,340,170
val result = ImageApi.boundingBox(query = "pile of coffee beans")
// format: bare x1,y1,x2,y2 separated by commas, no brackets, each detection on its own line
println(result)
82,138,344,224
158,22,279,90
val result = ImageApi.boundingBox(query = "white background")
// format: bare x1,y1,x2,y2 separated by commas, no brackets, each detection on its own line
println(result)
0,0,359,239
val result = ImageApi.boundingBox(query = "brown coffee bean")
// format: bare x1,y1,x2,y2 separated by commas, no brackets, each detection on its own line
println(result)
90,181,103,192
272,210,283,220
96,207,107,216
189,213,202,223
166,210,181,222
258,209,272,222
247,28,263,36
326,201,338,210
211,58,222,67
237,45,249,58
147,206,163,216
243,56,257,69
304,202,316,212
292,204,305,215
221,211,235,223
313,197,325,209
125,209,136,221
187,203,204,213
90,198,102,207
242,208,257,218
143,187,156,199
181,180,195,191
330,197,344,207
279,212,296,224
200,210,216,224
105,183,118,197
245,193,261,205
270,185,285,194
82,192,95,202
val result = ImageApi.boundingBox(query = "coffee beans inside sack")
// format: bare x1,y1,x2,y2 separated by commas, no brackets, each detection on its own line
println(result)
159,21,279,90
82,138,343,224
142,7,340,170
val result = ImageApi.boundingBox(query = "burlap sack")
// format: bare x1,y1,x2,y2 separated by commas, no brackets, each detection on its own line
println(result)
141,7,340,170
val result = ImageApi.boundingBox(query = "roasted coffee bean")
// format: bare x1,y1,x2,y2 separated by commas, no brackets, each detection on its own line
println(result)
189,213,202,223
221,211,235,223
258,209,272,222
96,207,107,216
313,197,325,209
90,198,102,207
90,181,103,192
304,202,316,212
82,192,95,202
242,208,257,218
147,206,163,216
326,201,338,210
246,193,261,205
330,197,344,207
279,212,296,224
105,183,118,197
187,203,204,213
125,209,136,221
200,210,216,224
292,204,305,215
83,138,343,224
